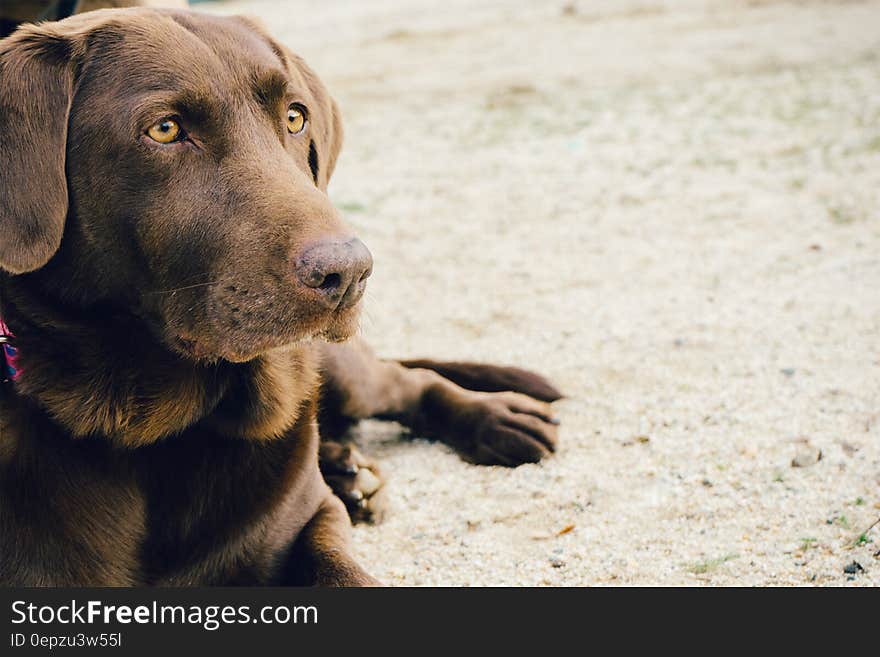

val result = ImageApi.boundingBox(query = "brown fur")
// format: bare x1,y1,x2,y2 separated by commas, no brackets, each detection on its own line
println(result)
318,339,561,474
0,8,375,586
0,4,563,585
399,359,563,403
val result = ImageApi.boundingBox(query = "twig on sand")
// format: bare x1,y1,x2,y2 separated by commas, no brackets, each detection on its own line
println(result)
850,516,880,548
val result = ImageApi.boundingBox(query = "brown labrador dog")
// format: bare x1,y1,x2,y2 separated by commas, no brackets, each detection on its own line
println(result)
0,8,561,586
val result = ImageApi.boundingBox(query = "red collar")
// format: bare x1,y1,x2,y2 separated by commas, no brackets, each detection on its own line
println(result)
0,316,20,383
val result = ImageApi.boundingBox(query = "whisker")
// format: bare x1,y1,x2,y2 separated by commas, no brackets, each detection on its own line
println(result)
147,281,222,295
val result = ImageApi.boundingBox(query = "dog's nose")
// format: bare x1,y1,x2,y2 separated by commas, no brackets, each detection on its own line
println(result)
295,238,373,310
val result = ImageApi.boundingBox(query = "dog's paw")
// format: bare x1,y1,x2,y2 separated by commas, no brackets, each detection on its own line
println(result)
458,391,560,467
319,441,387,524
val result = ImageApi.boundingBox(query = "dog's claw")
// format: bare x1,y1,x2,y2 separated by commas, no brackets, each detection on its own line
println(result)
354,468,382,496
319,441,387,524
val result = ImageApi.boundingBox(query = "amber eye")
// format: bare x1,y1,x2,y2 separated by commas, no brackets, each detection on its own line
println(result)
287,104,307,134
147,118,182,144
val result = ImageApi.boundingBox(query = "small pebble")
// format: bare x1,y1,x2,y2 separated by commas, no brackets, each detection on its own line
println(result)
843,561,864,575
839,441,859,456
792,446,822,468
549,556,565,568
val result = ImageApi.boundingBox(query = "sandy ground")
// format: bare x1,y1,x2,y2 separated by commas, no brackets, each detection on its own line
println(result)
206,0,880,585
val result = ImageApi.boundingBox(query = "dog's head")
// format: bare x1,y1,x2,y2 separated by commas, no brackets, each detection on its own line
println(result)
0,8,370,362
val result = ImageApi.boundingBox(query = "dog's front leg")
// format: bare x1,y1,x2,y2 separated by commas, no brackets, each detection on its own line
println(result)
282,494,380,586
318,338,561,467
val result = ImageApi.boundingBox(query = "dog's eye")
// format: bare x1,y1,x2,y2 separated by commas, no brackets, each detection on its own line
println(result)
147,118,183,144
287,104,307,134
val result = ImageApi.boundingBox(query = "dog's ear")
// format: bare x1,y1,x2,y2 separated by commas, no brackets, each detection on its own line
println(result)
312,94,344,189
0,25,77,274
230,16,345,191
